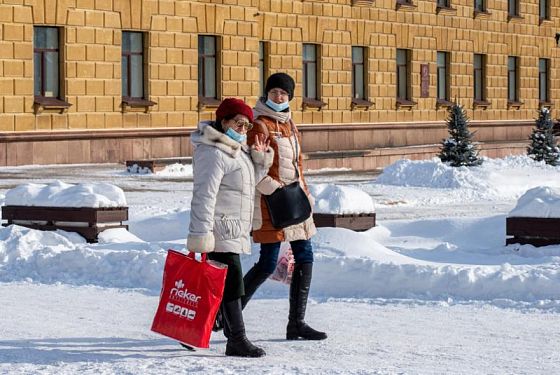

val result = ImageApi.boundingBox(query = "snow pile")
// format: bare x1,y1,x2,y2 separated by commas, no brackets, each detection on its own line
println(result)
126,164,152,174
309,184,374,214
376,158,489,189
509,186,560,218
126,163,193,177
5,181,126,207
2,215,559,301
375,155,560,201
128,210,190,242
155,163,193,177
0,225,164,289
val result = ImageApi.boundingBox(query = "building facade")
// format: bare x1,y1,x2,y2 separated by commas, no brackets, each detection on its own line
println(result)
0,0,557,167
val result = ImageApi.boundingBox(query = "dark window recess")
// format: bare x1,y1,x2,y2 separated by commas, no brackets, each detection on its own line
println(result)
437,51,450,102
507,56,519,103
198,35,218,100
33,26,71,112
396,49,411,101
303,44,319,100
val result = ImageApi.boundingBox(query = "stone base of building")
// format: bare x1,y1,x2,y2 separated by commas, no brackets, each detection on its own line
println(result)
0,121,535,168
303,140,529,171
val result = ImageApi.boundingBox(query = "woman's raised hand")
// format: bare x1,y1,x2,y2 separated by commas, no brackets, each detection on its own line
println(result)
253,133,270,152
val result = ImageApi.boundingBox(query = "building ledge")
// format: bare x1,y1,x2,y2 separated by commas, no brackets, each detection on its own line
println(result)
396,98,417,110
436,98,454,109
436,5,457,14
351,98,374,111
539,17,552,25
539,101,553,109
507,14,524,23
352,0,374,5
121,98,157,113
507,100,524,109
198,97,221,112
395,0,416,11
302,98,327,111
33,96,72,114
473,100,491,109
473,10,491,19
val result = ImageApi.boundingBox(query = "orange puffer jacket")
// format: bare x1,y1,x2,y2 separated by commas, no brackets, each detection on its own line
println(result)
247,115,316,244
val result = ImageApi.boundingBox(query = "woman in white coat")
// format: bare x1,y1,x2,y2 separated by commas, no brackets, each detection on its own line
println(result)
187,98,273,357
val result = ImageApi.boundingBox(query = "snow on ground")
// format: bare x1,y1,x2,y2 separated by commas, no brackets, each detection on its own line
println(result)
5,181,126,207
310,184,375,214
0,155,560,374
509,186,560,218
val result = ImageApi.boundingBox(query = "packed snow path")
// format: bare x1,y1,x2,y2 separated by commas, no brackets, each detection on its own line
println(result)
1,283,559,375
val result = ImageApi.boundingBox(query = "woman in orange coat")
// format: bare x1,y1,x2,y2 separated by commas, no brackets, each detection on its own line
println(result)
243,73,327,341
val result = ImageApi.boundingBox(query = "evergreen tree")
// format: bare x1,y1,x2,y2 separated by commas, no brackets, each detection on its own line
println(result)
527,107,560,166
439,102,482,167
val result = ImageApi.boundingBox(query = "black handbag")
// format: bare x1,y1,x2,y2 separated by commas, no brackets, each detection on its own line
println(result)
264,181,312,229
263,120,312,229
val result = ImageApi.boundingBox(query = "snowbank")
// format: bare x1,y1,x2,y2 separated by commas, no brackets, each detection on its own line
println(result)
127,163,193,177
509,186,560,218
376,158,488,189
5,181,126,208
309,184,375,214
375,155,560,201
1,219,560,302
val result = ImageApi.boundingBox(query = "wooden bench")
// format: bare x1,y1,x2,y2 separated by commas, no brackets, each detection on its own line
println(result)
126,157,192,173
1,206,128,243
506,216,560,246
313,213,376,231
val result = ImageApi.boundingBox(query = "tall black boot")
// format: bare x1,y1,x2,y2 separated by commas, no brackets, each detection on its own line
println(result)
222,298,266,357
212,305,224,332
286,263,327,341
241,264,271,309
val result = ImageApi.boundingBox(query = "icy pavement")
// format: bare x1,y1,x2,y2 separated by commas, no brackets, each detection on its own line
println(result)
1,282,559,375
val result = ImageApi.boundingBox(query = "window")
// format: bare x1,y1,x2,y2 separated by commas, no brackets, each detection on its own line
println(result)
508,0,519,17
352,47,366,99
198,35,218,100
303,44,318,100
259,42,268,97
539,0,550,20
437,0,450,7
33,26,70,112
34,27,60,99
474,0,486,12
508,56,519,103
539,58,550,103
437,51,450,102
473,54,486,102
396,49,411,101
122,31,144,99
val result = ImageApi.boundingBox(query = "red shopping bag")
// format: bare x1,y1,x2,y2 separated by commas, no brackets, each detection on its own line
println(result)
151,249,227,349
269,243,294,285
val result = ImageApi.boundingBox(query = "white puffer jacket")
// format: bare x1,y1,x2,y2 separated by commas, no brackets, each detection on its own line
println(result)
187,121,273,254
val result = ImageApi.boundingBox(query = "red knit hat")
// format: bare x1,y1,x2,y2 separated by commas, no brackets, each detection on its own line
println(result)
215,98,254,124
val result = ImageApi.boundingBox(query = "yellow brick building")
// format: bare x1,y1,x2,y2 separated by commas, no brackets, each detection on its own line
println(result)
0,0,557,167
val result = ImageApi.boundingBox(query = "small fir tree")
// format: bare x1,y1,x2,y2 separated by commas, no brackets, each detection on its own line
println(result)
527,107,560,166
439,102,482,167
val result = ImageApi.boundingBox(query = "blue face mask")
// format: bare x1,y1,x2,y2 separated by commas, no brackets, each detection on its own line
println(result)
225,127,247,143
266,99,290,112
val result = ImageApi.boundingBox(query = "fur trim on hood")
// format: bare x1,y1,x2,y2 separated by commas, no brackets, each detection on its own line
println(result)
191,121,247,158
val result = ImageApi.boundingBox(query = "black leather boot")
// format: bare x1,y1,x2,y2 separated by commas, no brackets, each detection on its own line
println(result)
212,306,224,332
222,298,266,357
286,263,327,341
241,264,271,309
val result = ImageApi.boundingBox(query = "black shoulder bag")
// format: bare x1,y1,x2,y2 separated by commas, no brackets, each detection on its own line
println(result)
263,122,312,229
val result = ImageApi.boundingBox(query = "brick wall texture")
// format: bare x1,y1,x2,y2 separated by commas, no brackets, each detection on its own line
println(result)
0,0,557,133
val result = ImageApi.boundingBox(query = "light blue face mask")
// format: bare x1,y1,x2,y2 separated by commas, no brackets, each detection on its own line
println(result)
266,99,290,112
225,127,247,143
